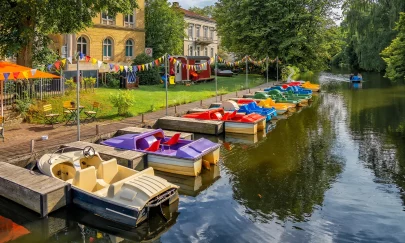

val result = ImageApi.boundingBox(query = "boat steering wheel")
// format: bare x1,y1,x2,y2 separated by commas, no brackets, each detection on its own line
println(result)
83,146,96,158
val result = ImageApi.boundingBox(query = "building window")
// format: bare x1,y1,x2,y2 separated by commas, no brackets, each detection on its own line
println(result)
103,38,113,60
101,12,115,25
124,14,134,28
125,39,134,58
196,26,200,38
210,29,214,40
77,36,88,55
189,46,193,56
211,48,214,58
188,24,194,39
204,47,208,56
204,27,208,38
197,46,200,56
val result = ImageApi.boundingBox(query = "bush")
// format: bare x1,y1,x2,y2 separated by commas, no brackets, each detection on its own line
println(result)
108,90,135,116
132,53,161,85
65,78,76,95
14,92,32,122
104,73,120,88
83,77,96,92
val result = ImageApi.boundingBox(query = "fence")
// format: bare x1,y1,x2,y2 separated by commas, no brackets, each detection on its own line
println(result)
1,69,99,108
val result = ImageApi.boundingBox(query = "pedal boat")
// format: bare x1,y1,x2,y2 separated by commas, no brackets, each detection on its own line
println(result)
183,108,266,135
37,147,179,227
229,98,295,112
207,100,277,121
253,92,303,106
102,129,220,177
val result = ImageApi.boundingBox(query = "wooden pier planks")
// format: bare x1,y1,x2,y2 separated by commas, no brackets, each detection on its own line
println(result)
0,162,69,217
62,141,145,170
116,127,193,140
155,116,224,135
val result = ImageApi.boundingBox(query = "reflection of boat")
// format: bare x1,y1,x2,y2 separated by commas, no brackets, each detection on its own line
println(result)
155,166,221,197
102,129,221,176
208,100,277,121
225,130,267,145
0,216,30,242
183,108,266,135
37,148,179,227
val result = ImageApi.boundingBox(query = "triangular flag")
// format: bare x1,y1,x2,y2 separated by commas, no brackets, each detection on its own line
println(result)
22,71,29,80
12,72,20,79
47,64,53,71
54,61,61,70
67,57,73,64
3,73,10,81
97,60,103,69
128,66,132,72
91,58,97,64
61,59,66,67
133,66,138,72
142,64,145,71
115,65,120,72
137,65,141,71
146,64,149,70
120,66,124,72
124,66,128,72
30,69,37,76
159,58,162,62
109,64,114,70
155,60,159,66
85,56,91,62
79,52,85,60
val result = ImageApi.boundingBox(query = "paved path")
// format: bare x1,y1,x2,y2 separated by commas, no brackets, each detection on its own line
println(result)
0,82,274,164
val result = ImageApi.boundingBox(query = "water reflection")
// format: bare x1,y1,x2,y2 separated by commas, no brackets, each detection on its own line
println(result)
221,95,344,222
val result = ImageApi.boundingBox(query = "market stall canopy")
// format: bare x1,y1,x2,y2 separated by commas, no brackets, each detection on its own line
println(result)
0,61,60,81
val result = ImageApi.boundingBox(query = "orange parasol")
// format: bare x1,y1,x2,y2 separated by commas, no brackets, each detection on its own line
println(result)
0,61,60,81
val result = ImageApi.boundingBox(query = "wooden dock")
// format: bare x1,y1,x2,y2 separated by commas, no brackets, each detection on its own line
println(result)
62,141,145,170
155,116,224,135
0,162,69,217
116,127,194,140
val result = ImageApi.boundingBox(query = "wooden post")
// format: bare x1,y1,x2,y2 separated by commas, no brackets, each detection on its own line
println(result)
141,114,144,123
30,139,35,153
200,100,203,106
220,95,223,101
249,88,251,93
236,91,238,98
175,105,177,114
96,125,100,135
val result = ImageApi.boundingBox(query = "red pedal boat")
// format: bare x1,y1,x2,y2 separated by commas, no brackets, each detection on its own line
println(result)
183,108,266,134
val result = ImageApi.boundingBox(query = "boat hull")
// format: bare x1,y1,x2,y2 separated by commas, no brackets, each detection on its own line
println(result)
225,118,265,135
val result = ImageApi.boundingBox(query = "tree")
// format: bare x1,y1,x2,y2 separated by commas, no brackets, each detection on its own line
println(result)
339,0,405,71
188,6,215,18
145,0,185,58
0,0,138,67
381,12,405,82
132,53,161,85
214,0,342,72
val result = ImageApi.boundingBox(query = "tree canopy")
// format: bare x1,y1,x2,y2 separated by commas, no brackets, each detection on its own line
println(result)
381,13,405,82
214,0,342,71
188,5,215,18
0,0,138,67
145,0,185,58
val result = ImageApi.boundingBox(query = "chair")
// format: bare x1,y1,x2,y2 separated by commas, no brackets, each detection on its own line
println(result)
169,76,176,86
162,133,181,151
229,110,237,119
43,104,59,127
72,166,101,192
84,102,100,123
145,140,161,152
63,101,74,122
0,116,4,142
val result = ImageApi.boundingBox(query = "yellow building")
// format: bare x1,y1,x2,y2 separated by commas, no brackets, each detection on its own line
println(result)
60,1,145,71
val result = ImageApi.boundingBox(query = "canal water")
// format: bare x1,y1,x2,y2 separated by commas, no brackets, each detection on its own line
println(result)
3,70,405,242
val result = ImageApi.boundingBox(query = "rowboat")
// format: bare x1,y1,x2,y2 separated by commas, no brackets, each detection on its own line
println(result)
183,108,266,135
102,129,221,177
37,147,179,227
208,100,277,120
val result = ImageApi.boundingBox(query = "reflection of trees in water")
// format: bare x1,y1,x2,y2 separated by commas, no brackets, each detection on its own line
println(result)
342,80,405,204
223,94,344,223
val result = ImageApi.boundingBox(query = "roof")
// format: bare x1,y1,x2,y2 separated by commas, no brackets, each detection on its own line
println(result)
176,8,216,23
0,62,60,81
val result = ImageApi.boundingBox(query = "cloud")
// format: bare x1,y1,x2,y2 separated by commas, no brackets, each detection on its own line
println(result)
168,0,217,9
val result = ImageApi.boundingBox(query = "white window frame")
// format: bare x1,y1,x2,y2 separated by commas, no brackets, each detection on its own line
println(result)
124,12,135,28
210,48,214,58
189,46,193,56
196,25,201,38
188,24,194,40
103,38,113,60
125,39,134,58
204,47,208,56
196,46,200,56
101,12,115,25
77,36,88,55
203,26,208,38
210,29,214,40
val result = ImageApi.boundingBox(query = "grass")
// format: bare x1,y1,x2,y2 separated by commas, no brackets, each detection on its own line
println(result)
30,74,268,124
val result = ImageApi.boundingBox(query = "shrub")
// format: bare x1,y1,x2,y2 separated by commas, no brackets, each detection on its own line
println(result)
65,78,76,95
132,53,161,85
83,77,96,92
104,73,120,88
14,92,32,121
108,90,135,116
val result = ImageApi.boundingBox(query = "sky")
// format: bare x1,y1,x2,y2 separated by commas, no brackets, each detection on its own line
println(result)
168,0,216,9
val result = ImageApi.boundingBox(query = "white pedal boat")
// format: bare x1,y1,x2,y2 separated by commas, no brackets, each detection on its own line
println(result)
37,146,179,227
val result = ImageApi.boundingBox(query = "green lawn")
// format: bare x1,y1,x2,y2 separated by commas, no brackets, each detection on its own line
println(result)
33,74,268,123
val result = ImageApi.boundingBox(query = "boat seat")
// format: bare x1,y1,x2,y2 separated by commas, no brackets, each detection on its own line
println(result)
72,166,105,192
97,159,119,184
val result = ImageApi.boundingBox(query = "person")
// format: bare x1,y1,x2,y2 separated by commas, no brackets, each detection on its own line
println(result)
358,73,362,80
349,73,354,81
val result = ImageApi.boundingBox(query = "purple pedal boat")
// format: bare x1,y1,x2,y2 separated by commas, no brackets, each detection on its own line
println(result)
102,129,221,176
